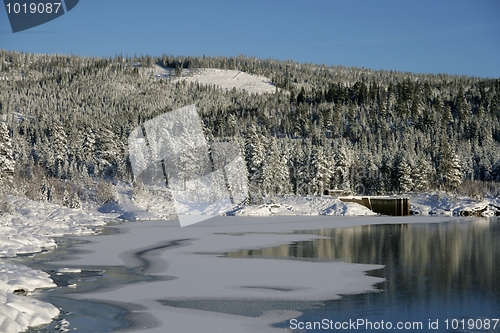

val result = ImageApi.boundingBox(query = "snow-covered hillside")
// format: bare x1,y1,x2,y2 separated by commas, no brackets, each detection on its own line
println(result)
180,68,277,94
154,65,278,94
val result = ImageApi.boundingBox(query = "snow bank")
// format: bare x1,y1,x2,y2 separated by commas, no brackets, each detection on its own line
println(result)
127,192,376,220
0,262,59,333
177,68,277,94
0,196,106,258
127,190,176,220
0,196,106,332
229,195,376,217
98,185,164,221
408,193,500,217
0,262,55,293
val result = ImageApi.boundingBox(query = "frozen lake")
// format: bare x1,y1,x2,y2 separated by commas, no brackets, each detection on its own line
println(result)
228,220,500,332
13,216,500,332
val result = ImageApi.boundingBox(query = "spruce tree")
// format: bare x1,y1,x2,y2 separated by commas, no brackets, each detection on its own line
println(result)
81,126,97,174
396,156,413,193
309,145,329,195
0,121,15,190
439,140,463,191
333,141,353,193
294,141,312,195
50,119,68,177
245,125,266,202
413,154,431,192
262,139,278,196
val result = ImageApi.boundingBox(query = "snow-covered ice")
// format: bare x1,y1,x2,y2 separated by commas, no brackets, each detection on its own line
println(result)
50,214,460,332
55,267,82,274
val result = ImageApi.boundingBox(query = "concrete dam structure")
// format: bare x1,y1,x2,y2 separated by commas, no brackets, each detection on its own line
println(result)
338,196,411,216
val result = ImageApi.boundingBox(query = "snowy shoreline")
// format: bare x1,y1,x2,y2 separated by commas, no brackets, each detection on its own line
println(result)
0,263,60,333
0,196,108,333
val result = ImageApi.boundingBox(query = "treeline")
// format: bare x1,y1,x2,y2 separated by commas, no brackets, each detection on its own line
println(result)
0,50,499,207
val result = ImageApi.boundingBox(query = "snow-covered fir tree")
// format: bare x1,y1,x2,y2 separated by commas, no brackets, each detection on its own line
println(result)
360,154,380,195
81,125,97,174
333,141,353,193
97,127,121,177
309,145,329,195
294,140,313,195
413,154,431,192
0,121,15,189
396,156,414,193
439,140,463,191
49,118,68,177
262,139,278,196
245,125,266,202
263,138,290,196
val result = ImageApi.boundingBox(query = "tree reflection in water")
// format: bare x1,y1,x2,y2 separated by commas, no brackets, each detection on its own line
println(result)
227,219,500,330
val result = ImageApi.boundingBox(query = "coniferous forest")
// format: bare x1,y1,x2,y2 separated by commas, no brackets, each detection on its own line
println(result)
0,50,499,208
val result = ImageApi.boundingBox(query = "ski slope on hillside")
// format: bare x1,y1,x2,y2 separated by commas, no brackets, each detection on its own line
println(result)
181,68,277,94
154,65,278,94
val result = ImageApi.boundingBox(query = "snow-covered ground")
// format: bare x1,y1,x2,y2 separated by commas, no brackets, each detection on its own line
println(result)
0,196,107,333
133,190,500,219
153,65,278,94
0,196,106,258
98,185,164,220
407,192,500,217
178,68,278,94
228,195,376,216
0,263,59,333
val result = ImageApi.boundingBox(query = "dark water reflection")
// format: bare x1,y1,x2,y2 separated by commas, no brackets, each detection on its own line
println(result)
227,219,500,332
